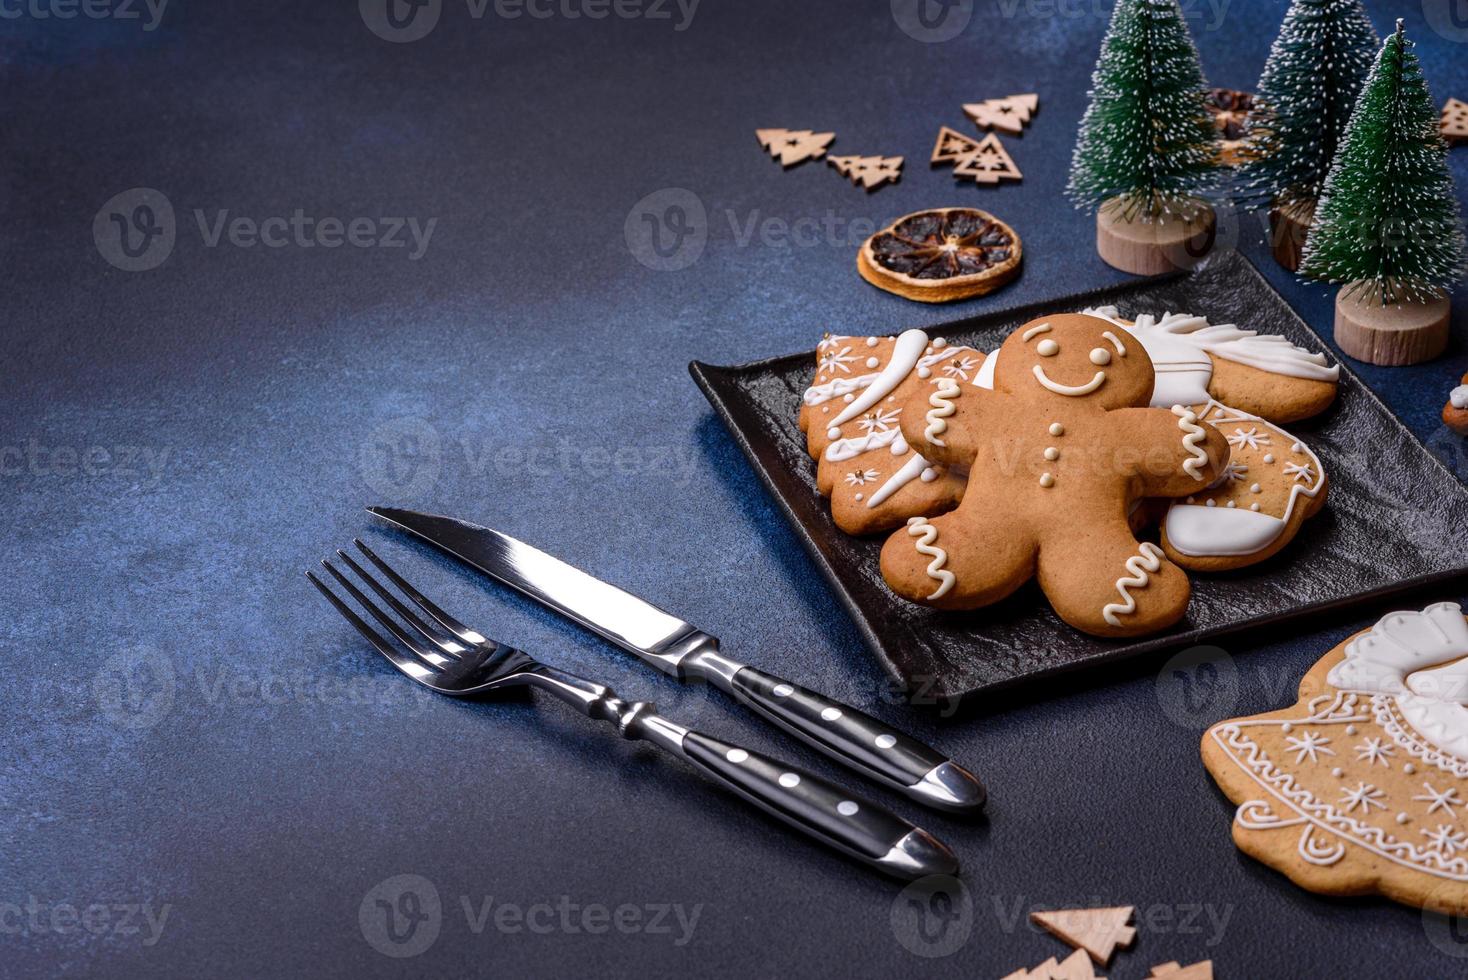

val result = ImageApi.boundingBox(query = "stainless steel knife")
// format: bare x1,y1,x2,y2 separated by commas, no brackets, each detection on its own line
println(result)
368,507,986,813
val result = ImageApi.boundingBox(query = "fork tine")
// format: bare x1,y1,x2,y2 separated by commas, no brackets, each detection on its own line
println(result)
306,571,436,683
354,539,487,644
334,548,466,656
320,559,456,669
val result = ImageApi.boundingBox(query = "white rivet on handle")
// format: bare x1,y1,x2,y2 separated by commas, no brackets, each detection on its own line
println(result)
726,749,748,763
875,734,897,749
837,801,859,816
778,773,800,788
773,683,794,697
821,707,842,721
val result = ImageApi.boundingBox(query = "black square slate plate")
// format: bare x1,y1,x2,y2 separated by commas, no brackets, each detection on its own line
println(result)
690,251,1468,701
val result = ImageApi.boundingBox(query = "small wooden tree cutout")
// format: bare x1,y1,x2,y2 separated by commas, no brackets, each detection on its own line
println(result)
1000,949,1103,980
1148,961,1213,979
1030,906,1136,966
931,126,980,165
963,93,1039,135
952,134,1022,184
828,155,903,191
755,128,835,167
1443,98,1468,145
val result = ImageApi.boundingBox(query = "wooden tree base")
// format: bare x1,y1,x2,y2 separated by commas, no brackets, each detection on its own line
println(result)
1268,200,1315,272
1096,201,1215,275
1334,284,1450,365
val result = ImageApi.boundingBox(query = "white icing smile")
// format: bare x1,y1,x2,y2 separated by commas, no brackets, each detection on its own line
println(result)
1032,364,1106,396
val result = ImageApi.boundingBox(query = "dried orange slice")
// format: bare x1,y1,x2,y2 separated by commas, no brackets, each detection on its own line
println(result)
857,207,1021,303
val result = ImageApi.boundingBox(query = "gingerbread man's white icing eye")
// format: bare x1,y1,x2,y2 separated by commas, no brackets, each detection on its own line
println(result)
1037,339,1059,357
1089,347,1111,365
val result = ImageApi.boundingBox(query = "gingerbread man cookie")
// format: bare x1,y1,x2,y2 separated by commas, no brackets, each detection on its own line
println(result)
1444,372,1468,436
798,331,974,535
879,313,1230,637
1084,306,1340,423
1203,603,1468,914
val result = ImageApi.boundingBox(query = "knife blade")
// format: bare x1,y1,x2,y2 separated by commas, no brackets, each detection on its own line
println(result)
369,507,985,813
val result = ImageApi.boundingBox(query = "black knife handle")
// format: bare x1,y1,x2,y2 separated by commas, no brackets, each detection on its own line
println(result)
728,666,985,813
681,731,958,880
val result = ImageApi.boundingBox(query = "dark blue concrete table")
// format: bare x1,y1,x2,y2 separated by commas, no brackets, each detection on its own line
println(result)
6,1,1468,976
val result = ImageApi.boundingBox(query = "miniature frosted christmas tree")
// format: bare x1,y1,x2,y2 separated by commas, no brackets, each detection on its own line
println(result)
1237,0,1378,270
1300,20,1467,365
1067,0,1222,274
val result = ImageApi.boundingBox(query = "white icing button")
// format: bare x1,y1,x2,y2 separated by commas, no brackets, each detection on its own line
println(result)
920,467,937,482
854,493,863,501
1049,423,1064,436
917,366,932,379
820,707,842,721
836,801,859,816
1206,499,1216,507
1397,813,1410,825
1037,339,1059,357
1263,454,1275,464
1044,447,1059,461
773,683,794,697
866,357,880,369
1250,503,1260,512
866,336,878,347
1346,725,1357,736
1331,767,1344,777
875,734,898,749
933,337,947,348
827,427,840,439
1251,483,1262,493
1281,723,1293,733
726,748,749,763
1226,501,1236,508
778,772,800,788
1404,763,1415,775
1292,442,1302,452
843,394,854,403
1089,347,1111,365
1186,496,1195,504
821,407,828,413
1039,473,1055,488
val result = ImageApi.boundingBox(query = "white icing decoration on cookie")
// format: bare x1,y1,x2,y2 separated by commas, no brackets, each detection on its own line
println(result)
804,372,878,407
1033,364,1105,396
825,428,903,461
905,517,955,600
1101,330,1127,355
1021,323,1051,341
1084,306,1340,383
1172,405,1209,481
1451,385,1468,410
975,350,999,389
865,452,929,509
1101,542,1165,628
827,329,928,430
924,378,961,447
1037,339,1059,357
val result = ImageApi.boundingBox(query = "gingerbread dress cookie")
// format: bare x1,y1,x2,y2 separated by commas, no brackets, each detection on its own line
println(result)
798,331,975,535
879,314,1230,637
1203,603,1468,914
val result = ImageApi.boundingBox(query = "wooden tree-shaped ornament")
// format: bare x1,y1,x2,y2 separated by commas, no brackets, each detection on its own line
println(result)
1067,0,1222,275
1299,21,1468,365
931,126,980,165
963,93,1039,135
755,128,835,167
1443,98,1468,146
1148,961,1213,979
828,155,903,191
1235,0,1378,271
952,134,1022,184
1030,906,1136,966
1000,949,1102,980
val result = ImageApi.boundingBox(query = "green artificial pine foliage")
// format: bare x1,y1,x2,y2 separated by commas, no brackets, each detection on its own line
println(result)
1066,0,1221,220
1299,21,1467,304
1238,0,1378,213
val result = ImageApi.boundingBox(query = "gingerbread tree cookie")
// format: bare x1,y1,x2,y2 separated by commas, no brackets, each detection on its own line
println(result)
1203,603,1468,914
797,331,973,535
1445,372,1468,435
879,314,1230,637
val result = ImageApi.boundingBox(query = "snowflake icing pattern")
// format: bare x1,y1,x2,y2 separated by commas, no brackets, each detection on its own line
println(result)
844,469,879,486
1339,781,1388,813
1226,427,1272,451
1220,461,1250,484
819,346,856,375
857,407,901,434
817,334,851,351
1413,783,1464,818
1282,461,1315,484
1284,730,1334,764
942,356,978,381
1354,737,1394,767
1422,824,1468,856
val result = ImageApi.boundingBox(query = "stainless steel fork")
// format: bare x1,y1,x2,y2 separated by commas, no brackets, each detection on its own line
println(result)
308,540,960,880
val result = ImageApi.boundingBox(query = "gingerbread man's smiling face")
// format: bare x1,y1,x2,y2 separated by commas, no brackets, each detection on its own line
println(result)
995,313,1154,410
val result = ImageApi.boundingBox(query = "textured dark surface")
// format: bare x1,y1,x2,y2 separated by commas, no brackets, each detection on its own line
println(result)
4,1,1468,978
692,251,1468,699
